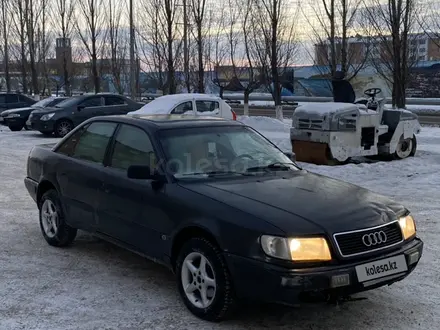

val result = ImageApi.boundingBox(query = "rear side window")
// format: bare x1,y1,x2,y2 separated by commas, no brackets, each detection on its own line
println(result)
6,94,18,103
72,122,117,164
79,96,102,108
0,95,5,103
110,124,156,170
105,96,126,106
195,100,219,113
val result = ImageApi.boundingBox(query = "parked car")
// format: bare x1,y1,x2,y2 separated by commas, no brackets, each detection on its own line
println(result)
24,115,423,321
128,93,237,120
1,96,68,131
0,93,37,125
27,93,143,137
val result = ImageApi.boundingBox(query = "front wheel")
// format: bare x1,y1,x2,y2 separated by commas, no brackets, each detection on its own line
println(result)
54,120,73,137
394,135,417,159
175,237,237,322
8,124,24,131
39,189,77,247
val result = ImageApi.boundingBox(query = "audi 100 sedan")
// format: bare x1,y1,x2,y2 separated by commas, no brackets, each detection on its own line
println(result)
24,114,423,321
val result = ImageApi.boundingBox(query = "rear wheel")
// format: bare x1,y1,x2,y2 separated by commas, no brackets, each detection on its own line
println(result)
39,189,77,247
54,119,73,137
8,124,24,131
175,237,237,322
394,135,417,159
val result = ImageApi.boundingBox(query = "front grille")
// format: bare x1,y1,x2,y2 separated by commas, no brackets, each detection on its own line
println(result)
297,118,324,129
333,221,403,257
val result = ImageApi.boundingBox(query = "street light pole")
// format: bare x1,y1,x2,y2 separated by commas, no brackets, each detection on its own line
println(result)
129,0,136,99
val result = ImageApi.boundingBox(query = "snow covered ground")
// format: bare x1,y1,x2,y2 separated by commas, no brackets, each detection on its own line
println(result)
0,119,439,330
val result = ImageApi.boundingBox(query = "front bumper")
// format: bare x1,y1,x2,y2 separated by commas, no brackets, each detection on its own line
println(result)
225,238,423,305
30,119,55,133
3,117,26,127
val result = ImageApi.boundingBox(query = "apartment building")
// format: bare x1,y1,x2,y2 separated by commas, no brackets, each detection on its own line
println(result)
314,33,440,66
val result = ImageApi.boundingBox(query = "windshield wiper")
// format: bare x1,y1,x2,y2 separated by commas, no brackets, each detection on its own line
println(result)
177,170,254,177
246,162,294,172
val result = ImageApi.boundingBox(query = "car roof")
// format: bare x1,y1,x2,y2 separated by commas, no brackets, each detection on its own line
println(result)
87,114,245,131
153,93,221,102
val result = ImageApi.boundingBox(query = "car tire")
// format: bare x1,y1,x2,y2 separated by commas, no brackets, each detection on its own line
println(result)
38,189,77,247
8,124,24,131
394,134,417,159
54,119,73,138
175,237,237,322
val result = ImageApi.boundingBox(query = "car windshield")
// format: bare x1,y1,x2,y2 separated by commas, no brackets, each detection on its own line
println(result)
158,125,298,179
54,96,82,108
32,97,56,108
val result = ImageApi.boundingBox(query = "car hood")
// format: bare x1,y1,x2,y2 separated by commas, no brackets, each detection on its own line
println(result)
178,171,406,235
2,107,34,116
31,106,63,114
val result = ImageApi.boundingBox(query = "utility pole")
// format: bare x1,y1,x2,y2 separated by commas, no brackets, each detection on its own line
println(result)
129,0,136,99
183,0,190,92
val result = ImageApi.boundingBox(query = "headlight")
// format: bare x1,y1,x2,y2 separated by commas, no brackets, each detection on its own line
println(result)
41,113,55,121
260,235,332,262
398,214,416,240
6,113,21,118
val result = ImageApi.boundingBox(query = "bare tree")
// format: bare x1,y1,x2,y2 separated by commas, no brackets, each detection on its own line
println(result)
24,0,44,95
190,0,208,93
76,0,106,93
11,0,29,93
107,0,128,94
52,0,75,95
1,0,11,91
250,0,298,120
238,0,264,115
210,5,229,97
305,0,369,81
363,0,417,108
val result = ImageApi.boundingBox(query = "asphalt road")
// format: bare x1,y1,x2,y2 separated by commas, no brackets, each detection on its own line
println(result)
232,107,440,125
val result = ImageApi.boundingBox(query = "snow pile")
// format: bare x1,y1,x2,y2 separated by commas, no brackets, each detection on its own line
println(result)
238,115,291,132
294,103,358,116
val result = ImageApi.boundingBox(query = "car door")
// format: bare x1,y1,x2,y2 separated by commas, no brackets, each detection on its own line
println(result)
0,95,6,121
170,101,196,115
103,95,130,115
73,96,105,126
55,121,118,230
96,123,171,258
195,100,221,117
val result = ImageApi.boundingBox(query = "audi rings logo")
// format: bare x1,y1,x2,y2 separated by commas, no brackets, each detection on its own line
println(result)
362,231,388,247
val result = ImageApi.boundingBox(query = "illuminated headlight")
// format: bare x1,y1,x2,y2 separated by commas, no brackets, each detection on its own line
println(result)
260,235,332,262
40,113,55,121
6,113,20,118
398,214,416,240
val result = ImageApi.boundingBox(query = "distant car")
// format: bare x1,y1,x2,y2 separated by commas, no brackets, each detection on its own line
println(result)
28,93,143,137
1,96,68,131
0,93,37,125
128,93,237,120
24,115,423,321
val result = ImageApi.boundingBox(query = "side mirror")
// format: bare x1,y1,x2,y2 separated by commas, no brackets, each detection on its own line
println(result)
127,165,163,181
77,105,85,111
283,151,296,161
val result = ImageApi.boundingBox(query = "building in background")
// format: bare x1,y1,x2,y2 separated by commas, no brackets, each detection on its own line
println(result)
314,33,440,66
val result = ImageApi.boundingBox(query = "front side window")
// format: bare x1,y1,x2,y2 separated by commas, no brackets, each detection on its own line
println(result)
159,126,297,178
72,122,117,163
55,125,89,156
171,101,193,114
110,124,157,170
